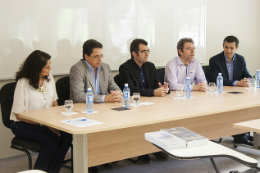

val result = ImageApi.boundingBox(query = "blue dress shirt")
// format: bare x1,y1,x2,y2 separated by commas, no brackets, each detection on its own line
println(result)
85,61,105,102
133,60,155,96
224,54,237,86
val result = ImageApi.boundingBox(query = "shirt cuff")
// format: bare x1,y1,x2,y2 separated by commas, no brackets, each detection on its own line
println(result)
233,81,238,86
100,95,106,103
152,89,154,96
190,85,194,91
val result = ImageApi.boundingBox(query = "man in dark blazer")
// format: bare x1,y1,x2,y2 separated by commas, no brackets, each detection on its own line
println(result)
119,39,169,97
119,38,169,164
209,36,251,87
209,35,253,146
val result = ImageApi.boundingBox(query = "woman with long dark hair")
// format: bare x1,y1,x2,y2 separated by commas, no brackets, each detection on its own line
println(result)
10,50,72,173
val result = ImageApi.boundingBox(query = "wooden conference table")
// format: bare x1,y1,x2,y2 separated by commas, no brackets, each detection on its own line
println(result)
19,86,260,173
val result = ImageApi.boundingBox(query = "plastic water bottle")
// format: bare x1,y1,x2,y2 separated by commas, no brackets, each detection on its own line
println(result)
184,77,191,98
86,88,94,113
255,70,260,88
217,73,223,93
123,83,130,108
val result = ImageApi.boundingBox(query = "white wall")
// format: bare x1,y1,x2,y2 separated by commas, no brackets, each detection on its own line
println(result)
0,0,260,159
205,0,260,75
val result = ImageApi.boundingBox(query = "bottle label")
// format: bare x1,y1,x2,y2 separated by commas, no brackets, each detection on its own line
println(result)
87,97,93,103
123,92,129,98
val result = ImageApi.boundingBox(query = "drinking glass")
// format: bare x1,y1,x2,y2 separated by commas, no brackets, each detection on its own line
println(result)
132,93,140,106
64,100,73,114
249,78,255,88
176,86,183,99
209,82,216,93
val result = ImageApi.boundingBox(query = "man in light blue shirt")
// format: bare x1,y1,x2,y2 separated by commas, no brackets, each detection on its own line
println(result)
209,35,252,147
70,39,122,173
209,35,251,87
84,60,106,102
70,39,122,103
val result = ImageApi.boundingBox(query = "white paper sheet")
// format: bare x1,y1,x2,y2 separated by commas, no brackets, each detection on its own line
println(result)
61,112,78,115
61,117,103,127
173,97,195,100
130,102,155,107
81,111,99,114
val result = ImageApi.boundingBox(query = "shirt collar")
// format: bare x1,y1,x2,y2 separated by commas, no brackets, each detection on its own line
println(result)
224,53,236,63
176,56,194,66
85,60,101,72
131,58,145,69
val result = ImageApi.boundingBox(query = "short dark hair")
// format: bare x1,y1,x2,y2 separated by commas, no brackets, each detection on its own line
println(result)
130,39,148,59
82,39,103,59
223,35,239,47
16,50,51,89
177,38,194,56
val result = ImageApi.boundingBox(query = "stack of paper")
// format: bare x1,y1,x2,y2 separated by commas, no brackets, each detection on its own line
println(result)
145,131,186,150
163,127,209,148
145,127,209,150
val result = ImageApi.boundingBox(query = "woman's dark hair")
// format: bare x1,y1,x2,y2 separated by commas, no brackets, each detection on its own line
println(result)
16,50,51,89
82,39,103,59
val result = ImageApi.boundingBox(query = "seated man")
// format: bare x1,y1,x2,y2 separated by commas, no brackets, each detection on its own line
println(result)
119,38,169,164
165,38,207,91
209,35,252,146
70,39,123,173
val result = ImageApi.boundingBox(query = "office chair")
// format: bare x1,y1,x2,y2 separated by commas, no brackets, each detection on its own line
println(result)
0,82,42,170
0,81,73,172
156,68,165,85
114,74,122,90
55,76,73,173
202,65,212,83
56,76,70,106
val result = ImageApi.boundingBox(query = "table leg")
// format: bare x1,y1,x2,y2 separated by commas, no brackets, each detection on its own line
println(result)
253,132,260,150
73,134,88,173
210,158,220,173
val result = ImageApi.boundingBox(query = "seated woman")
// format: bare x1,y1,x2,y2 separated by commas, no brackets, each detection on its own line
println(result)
10,50,72,173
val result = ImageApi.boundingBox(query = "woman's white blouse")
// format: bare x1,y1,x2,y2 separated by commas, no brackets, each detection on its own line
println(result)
10,74,58,121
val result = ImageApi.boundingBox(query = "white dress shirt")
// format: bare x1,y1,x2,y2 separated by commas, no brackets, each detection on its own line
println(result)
10,74,58,121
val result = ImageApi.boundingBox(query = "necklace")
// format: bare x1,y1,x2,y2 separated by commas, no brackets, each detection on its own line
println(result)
38,81,47,93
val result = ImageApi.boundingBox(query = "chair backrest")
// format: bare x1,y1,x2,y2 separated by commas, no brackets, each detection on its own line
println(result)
114,74,122,90
56,76,70,106
156,68,165,85
202,65,212,83
0,82,17,129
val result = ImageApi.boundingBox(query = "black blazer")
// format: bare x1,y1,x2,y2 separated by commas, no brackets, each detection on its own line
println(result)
119,59,160,96
209,51,251,86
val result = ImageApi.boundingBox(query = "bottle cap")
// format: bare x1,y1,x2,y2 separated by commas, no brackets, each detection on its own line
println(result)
257,69,259,71
186,77,190,79
218,73,222,75
125,83,128,87
87,88,91,91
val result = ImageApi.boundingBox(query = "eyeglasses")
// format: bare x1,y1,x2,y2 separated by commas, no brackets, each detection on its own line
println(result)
184,47,196,51
140,50,150,54
92,55,104,59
